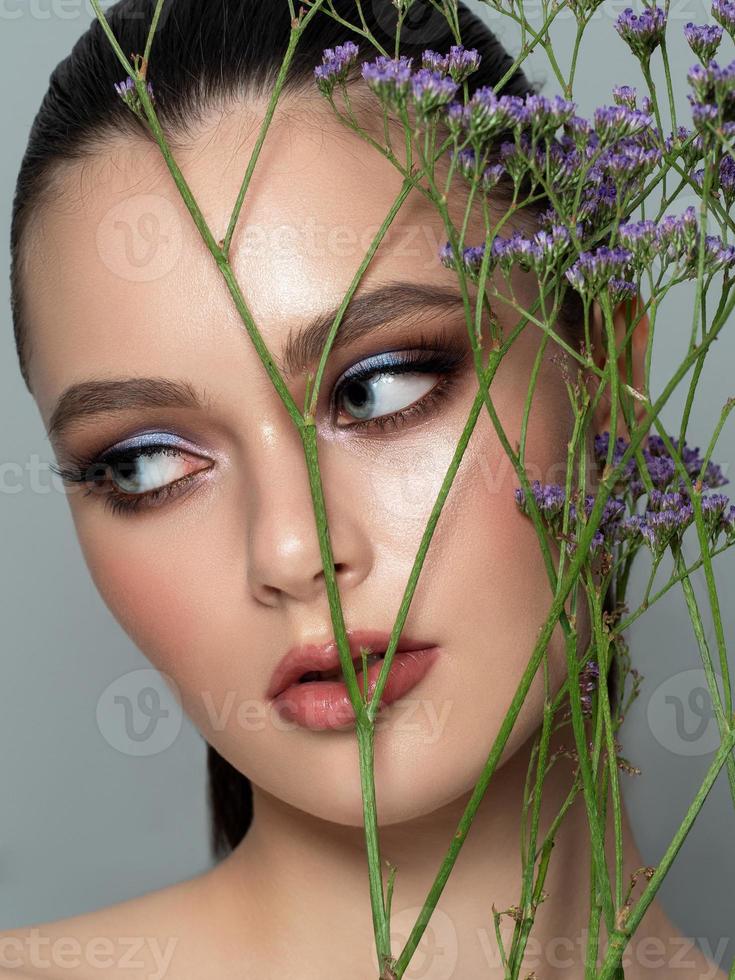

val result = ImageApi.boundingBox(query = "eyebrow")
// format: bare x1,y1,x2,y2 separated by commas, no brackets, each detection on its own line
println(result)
46,280,467,443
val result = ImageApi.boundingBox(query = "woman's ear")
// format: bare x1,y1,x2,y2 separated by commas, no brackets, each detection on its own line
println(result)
585,294,650,443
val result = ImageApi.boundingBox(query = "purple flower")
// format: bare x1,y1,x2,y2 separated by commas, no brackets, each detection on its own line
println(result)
313,41,360,96
491,231,544,274
640,505,694,553
593,140,662,187
500,137,532,185
410,67,458,119
421,44,481,83
114,76,135,98
447,44,482,83
361,54,413,107
608,277,638,305
613,85,638,109
703,234,735,271
542,142,584,191
448,86,509,141
719,153,735,206
451,146,478,180
514,431,732,562
687,58,735,113
684,22,723,62
565,245,634,296
421,49,449,73
618,219,660,266
594,104,653,143
114,75,154,118
712,0,735,37
564,113,595,150
514,481,567,521
689,97,719,129
487,228,571,278
523,94,577,137
482,162,506,192
578,180,618,231
656,206,699,254
439,241,493,279
615,6,667,60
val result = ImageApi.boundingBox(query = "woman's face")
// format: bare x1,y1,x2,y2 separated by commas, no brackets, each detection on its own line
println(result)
24,92,592,826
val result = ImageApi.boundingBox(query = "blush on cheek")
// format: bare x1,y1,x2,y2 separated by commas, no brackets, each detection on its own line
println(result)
76,524,220,682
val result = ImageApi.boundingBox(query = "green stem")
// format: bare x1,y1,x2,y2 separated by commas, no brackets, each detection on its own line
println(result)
597,724,735,980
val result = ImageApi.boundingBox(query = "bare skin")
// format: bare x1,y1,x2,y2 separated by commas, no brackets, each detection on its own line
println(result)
3,89,729,978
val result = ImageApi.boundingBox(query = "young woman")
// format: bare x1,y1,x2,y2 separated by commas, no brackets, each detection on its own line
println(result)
3,0,728,976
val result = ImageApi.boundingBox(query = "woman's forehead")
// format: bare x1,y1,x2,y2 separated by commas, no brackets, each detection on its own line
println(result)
24,98,476,417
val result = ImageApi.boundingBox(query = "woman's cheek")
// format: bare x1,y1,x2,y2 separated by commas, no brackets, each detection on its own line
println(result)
68,507,239,706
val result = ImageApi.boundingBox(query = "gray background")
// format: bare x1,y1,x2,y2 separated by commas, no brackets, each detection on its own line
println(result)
1,0,733,970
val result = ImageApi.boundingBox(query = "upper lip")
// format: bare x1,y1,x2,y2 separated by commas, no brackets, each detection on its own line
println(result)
266,628,437,699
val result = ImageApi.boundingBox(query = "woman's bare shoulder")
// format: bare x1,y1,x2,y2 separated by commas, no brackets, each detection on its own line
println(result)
0,871,211,979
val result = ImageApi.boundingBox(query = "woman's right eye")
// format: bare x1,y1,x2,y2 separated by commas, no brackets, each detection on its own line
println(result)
51,442,213,516
91,445,204,494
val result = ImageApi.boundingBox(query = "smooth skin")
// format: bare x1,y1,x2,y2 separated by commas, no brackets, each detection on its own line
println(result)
2,87,729,978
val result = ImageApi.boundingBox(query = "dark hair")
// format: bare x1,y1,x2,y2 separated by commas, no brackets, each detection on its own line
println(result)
10,0,616,861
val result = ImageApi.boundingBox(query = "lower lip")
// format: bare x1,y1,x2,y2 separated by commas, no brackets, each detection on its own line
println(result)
270,647,441,731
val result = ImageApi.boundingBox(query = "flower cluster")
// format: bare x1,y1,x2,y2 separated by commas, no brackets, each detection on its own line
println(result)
560,208,735,298
514,432,734,561
410,68,459,121
114,76,154,120
439,223,572,282
313,40,360,97
687,57,735,130
713,0,735,38
615,6,667,61
684,22,723,63
421,44,481,84
612,85,640,110
315,43,481,120
564,245,634,300
361,53,414,108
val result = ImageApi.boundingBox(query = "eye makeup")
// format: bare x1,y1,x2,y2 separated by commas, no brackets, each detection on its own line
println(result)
50,324,474,517
50,431,214,517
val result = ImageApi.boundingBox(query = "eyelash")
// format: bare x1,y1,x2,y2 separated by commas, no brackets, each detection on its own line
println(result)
51,329,470,517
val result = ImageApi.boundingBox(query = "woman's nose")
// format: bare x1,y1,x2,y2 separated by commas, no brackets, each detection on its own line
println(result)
244,429,373,607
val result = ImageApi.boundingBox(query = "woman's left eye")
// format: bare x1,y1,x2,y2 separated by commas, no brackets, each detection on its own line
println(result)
51,441,212,517
331,346,468,432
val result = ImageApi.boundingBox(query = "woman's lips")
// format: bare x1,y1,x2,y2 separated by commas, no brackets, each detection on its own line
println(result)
266,628,438,700
269,646,441,731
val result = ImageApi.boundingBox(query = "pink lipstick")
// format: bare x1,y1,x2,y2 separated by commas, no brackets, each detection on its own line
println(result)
266,628,440,730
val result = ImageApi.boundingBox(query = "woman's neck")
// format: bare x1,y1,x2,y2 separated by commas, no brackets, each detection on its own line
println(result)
195,718,656,977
